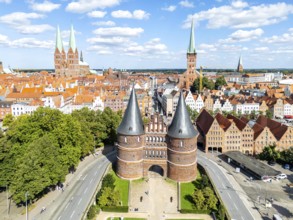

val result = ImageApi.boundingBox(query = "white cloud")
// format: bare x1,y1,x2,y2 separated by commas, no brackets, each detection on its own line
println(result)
162,5,176,12
0,12,44,26
219,28,264,43
111,10,150,20
87,36,130,45
184,1,293,29
231,0,248,9
9,38,54,48
0,0,11,3
0,34,54,48
16,24,54,34
92,21,116,26
254,47,269,52
0,12,53,34
87,10,107,18
29,0,61,13
66,0,121,13
261,29,293,44
61,29,81,39
0,34,9,44
179,0,194,8
93,27,144,37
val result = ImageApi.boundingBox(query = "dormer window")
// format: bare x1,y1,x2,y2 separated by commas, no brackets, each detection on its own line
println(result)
129,127,133,131
179,129,182,134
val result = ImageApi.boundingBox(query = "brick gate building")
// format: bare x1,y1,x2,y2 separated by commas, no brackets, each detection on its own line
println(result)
116,89,198,182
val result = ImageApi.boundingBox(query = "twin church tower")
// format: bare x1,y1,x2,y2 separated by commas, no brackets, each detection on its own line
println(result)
116,21,198,182
54,25,90,77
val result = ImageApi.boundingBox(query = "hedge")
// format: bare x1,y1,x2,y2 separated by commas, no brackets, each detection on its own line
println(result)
180,209,211,214
101,206,129,212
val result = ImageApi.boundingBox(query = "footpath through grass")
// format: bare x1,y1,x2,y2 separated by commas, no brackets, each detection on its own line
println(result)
110,170,129,206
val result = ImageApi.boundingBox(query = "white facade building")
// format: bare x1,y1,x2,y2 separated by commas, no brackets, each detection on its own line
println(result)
194,95,204,113
221,99,233,112
185,91,196,110
11,103,39,116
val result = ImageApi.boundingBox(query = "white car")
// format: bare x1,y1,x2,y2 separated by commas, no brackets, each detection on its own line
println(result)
276,173,287,180
262,176,272,182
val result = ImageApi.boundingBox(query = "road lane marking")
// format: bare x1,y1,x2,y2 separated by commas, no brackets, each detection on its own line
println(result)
82,174,88,180
57,216,61,220
70,210,75,219
90,178,93,183
228,193,232,200
65,203,69,210
95,171,98,175
84,187,88,194
78,198,82,205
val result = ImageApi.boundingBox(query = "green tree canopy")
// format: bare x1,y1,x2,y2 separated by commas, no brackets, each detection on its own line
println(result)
98,187,121,207
191,77,215,93
258,144,280,162
192,189,205,210
215,76,227,89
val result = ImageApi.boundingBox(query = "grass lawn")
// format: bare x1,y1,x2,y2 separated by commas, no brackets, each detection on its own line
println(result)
110,170,129,206
180,181,195,210
180,169,203,210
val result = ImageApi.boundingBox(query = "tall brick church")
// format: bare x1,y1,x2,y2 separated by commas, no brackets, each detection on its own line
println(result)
180,19,198,90
54,25,90,77
116,89,198,182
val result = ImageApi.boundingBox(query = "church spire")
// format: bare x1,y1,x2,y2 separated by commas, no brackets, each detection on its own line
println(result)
187,19,196,54
168,91,197,138
69,24,76,52
117,87,144,136
237,55,243,72
55,25,63,53
80,51,83,62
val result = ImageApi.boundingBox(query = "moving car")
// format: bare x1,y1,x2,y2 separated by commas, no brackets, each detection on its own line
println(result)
268,160,276,166
262,176,272,182
283,164,290,170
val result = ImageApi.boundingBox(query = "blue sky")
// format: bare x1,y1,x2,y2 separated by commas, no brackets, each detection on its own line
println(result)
0,0,293,70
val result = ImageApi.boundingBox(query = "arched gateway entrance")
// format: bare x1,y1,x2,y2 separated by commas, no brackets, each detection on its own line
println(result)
148,165,164,177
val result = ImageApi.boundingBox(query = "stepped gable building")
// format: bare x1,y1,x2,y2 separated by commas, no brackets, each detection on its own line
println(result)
54,25,90,77
116,89,198,182
180,19,198,90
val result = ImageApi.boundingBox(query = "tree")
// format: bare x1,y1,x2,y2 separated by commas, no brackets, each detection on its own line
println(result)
186,105,199,121
279,147,293,164
217,204,226,220
203,187,218,210
192,189,205,210
265,110,273,119
250,110,257,120
98,187,121,207
191,77,215,93
258,144,280,162
3,114,14,127
215,76,227,90
101,174,115,189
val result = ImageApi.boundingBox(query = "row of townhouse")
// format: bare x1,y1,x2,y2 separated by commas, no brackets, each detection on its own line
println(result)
185,91,293,117
0,86,152,118
196,109,293,155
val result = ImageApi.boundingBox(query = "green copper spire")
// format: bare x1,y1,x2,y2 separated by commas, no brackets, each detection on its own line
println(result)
55,25,63,53
187,19,196,54
69,24,76,52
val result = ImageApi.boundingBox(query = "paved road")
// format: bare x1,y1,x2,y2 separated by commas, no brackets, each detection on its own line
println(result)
33,152,116,220
197,153,255,220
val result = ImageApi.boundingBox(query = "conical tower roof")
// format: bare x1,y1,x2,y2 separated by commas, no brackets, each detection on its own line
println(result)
168,91,197,139
187,19,196,54
117,88,144,136
55,25,63,53
69,24,76,52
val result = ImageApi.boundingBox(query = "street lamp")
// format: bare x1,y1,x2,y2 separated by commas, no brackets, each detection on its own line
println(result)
25,191,29,220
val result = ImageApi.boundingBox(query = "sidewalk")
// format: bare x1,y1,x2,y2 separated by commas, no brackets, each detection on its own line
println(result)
97,211,213,220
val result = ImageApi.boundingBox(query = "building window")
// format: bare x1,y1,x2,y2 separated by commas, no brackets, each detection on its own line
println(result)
124,137,127,143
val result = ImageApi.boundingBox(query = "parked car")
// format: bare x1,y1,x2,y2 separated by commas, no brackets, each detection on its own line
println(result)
268,160,276,166
276,173,287,180
283,164,290,170
262,176,272,182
